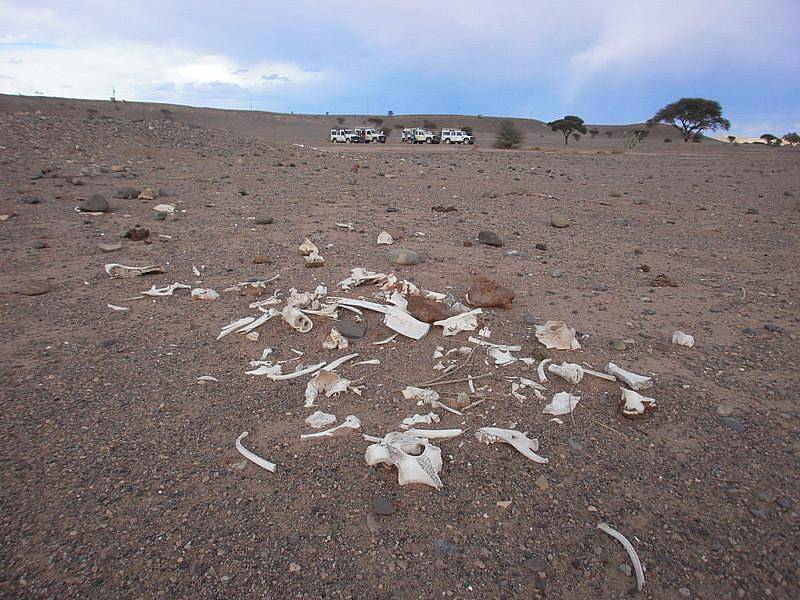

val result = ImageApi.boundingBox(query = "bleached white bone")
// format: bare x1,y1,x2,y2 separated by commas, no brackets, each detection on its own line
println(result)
672,331,695,348
267,361,326,381
365,431,444,489
543,391,581,415
620,388,657,417
547,362,585,384
467,337,521,351
305,411,337,428
383,306,430,340
191,287,219,300
245,363,282,376
282,305,313,333
104,263,165,278
583,367,617,382
403,428,463,440
322,327,349,350
331,297,388,313
377,231,394,245
537,358,552,383
338,268,386,291
535,321,581,350
236,431,276,472
301,415,361,439
217,316,255,340
606,362,653,390
142,282,191,296
373,333,398,345
475,427,548,464
323,353,359,372
598,523,645,591
401,412,440,428
298,238,319,256
107,303,130,311
304,370,352,407
434,309,482,336
239,309,279,334
402,386,462,415
489,346,516,366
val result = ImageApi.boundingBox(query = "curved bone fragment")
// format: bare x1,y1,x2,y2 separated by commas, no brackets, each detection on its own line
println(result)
384,306,430,340
537,358,552,383
236,431,276,472
107,303,130,311
305,411,337,428
434,308,482,336
401,412,440,428
282,305,314,333
245,362,282,376
338,268,386,291
267,361,326,381
298,238,319,256
331,297,388,313
467,337,521,351
404,428,463,440
598,523,645,591
323,353,359,372
142,282,191,297
620,388,657,417
365,431,444,489
304,370,352,407
543,391,581,416
239,309,278,334
191,287,219,300
606,362,653,390
547,362,585,384
197,375,219,382
377,231,394,245
475,427,548,464
301,415,361,439
217,316,256,340
322,327,349,350
105,263,166,278
535,321,581,350
373,333,398,345
489,346,516,366
672,331,695,348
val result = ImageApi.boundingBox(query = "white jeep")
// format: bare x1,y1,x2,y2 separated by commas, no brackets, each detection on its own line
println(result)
355,127,386,143
441,128,475,144
330,128,361,143
401,127,440,144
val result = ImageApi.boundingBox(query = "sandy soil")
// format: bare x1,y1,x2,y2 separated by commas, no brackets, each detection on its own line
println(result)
1,95,799,599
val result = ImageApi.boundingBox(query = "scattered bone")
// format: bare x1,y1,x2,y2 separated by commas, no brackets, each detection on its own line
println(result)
191,287,219,300
218,316,256,340
535,321,581,350
304,411,337,428
153,203,175,213
404,428,463,440
338,268,386,291
384,306,430,340
547,362,585,384
377,231,394,245
322,327,349,350
197,375,219,382
598,523,646,591
332,297,388,313
402,386,462,415
537,358,552,383
267,361,326,381
672,330,695,348
236,431,276,473
488,347,516,366
335,222,354,230
475,428,548,464
298,238,319,256
104,263,165,278
478,326,491,338
401,412,440,428
246,362,282,376
249,294,282,309
142,282,191,296
466,275,515,309
434,309,482,336
282,305,314,333
433,347,444,360
373,334,398,345
606,362,653,390
323,353,359,372
511,382,527,401
245,331,259,342
467,337,521,352
192,265,201,277
582,367,617,382
239,309,279,334
354,359,380,366
620,388,657,417
304,370,352,407
365,431,444,489
107,303,130,311
543,391,581,415
301,415,361,439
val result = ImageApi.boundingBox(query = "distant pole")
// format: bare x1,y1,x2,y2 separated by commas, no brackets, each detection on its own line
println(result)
250,94,253,111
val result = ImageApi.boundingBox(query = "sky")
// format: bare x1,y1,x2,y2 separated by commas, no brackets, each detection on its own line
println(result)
1,1,798,137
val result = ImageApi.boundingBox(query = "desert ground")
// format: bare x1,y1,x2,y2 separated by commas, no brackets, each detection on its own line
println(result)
1,94,798,599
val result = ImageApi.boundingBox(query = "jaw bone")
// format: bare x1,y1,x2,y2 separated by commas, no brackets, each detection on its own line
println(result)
474,427,548,464
282,305,314,333
606,362,653,391
365,431,444,489
620,388,657,417
301,415,361,439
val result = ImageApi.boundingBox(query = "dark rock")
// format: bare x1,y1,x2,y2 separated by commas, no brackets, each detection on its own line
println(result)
33,240,48,249
650,274,678,287
386,207,398,213
20,284,50,296
776,497,793,509
336,320,366,339
255,216,274,225
406,295,454,323
372,495,396,516
613,217,631,226
764,323,783,333
99,338,118,348
535,243,547,251
253,255,268,264
478,230,504,247
432,205,456,213
550,214,570,228
154,212,167,221
521,313,539,325
114,187,139,199
123,226,149,241
80,193,109,213
30,170,44,180
20,195,40,204
463,240,473,247
387,248,421,266
98,243,122,253
720,417,744,433
433,539,459,557
742,327,756,335
238,187,248,196
610,340,626,351
745,207,759,215
593,283,609,292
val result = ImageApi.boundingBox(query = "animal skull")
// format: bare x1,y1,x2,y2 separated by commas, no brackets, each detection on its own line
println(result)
282,305,313,333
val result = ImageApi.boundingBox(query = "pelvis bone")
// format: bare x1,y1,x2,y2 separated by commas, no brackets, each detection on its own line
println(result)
365,431,444,489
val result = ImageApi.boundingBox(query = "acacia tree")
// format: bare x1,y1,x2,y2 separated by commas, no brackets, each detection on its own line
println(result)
547,115,587,145
783,132,800,145
647,98,730,142
727,135,736,143
495,120,523,148
760,134,781,146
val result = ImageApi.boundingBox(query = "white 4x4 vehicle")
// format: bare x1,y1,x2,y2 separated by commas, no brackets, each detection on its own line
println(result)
330,128,361,143
401,127,440,144
354,128,386,143
441,129,475,144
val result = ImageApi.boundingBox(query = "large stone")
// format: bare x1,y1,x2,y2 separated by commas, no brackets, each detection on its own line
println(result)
336,319,366,339
114,187,139,199
372,495,396,516
467,275,514,309
80,194,109,213
386,248,421,266
406,295,453,323
20,195,40,205
255,216,274,225
477,230,504,247
550,214,570,228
